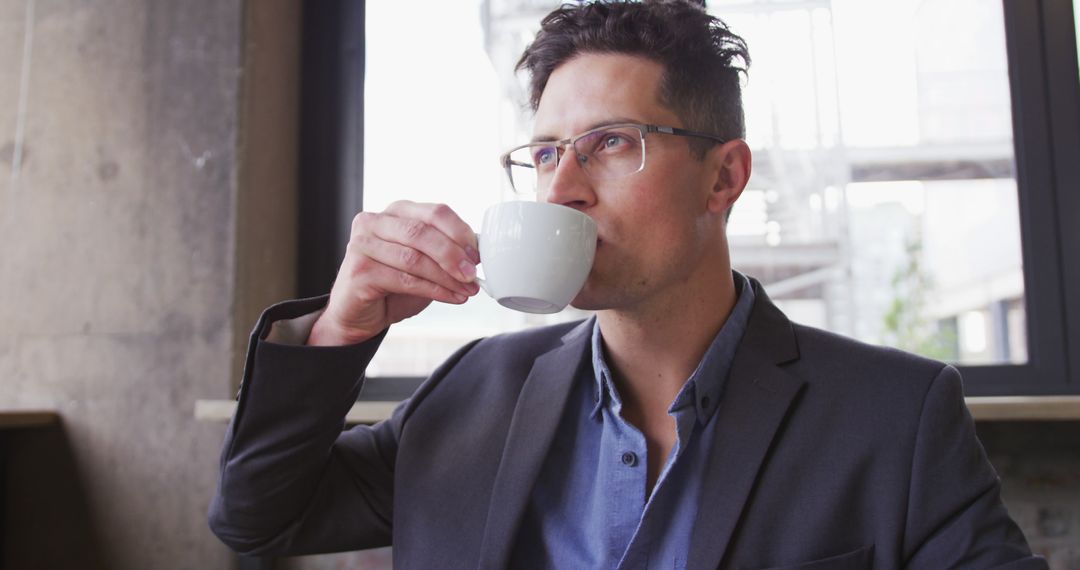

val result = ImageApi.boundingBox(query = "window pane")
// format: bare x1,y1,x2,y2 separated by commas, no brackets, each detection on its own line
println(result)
364,0,1027,376
722,0,1024,365
364,0,583,377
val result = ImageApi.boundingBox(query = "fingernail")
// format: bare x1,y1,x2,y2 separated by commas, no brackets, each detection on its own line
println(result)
452,293,467,303
458,259,477,281
466,246,480,264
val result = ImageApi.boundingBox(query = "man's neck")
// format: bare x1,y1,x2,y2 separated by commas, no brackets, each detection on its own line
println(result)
596,264,739,413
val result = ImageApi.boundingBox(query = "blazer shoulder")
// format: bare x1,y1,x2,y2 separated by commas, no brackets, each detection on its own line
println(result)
788,321,952,399
793,322,946,371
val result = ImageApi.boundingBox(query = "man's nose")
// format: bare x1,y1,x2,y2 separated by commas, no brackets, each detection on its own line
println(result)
541,149,597,209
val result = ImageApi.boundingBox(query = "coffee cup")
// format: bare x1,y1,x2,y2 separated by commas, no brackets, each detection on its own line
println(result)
475,201,597,314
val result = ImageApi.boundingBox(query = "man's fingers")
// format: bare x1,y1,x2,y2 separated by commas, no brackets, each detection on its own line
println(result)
361,258,469,305
366,205,479,283
383,201,480,263
360,237,476,298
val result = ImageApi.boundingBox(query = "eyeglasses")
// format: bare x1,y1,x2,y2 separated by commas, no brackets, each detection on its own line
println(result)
499,123,726,195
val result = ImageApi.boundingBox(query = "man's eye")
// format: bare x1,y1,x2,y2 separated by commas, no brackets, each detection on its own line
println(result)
592,132,631,153
533,147,557,167
603,134,627,148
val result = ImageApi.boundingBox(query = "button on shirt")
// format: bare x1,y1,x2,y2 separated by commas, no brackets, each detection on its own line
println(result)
510,272,756,569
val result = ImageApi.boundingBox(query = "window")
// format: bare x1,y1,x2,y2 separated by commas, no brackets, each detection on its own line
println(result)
356,0,1080,395
363,0,586,378
721,0,1024,366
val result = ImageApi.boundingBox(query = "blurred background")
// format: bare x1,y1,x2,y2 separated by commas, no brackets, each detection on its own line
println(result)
1,0,1079,568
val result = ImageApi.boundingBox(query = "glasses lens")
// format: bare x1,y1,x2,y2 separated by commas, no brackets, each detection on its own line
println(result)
502,127,644,194
573,126,644,180
506,145,556,195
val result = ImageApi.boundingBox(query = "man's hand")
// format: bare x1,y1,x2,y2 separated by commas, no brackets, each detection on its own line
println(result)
307,201,481,346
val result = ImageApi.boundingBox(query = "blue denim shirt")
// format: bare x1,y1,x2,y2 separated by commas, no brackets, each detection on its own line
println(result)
510,272,755,568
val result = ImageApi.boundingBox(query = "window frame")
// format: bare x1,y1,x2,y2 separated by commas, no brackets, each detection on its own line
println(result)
305,0,1080,399
297,0,365,300
962,0,1079,396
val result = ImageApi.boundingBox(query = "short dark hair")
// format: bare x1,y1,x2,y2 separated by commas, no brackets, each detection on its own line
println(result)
516,0,751,156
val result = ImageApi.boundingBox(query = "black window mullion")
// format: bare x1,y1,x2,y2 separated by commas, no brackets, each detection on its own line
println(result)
1042,0,1080,392
963,0,1072,396
298,0,366,299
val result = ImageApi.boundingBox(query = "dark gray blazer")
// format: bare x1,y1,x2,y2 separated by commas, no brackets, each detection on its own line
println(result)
209,279,1045,569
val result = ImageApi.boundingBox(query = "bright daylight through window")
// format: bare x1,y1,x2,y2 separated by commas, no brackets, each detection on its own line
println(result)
364,0,1026,376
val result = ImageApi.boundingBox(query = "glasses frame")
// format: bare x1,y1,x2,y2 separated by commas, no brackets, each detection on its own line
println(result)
499,123,728,194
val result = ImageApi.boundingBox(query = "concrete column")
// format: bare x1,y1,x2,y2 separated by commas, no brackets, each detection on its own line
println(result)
0,0,299,567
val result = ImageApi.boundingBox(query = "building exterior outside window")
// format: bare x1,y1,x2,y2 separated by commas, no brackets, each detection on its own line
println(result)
365,0,1029,376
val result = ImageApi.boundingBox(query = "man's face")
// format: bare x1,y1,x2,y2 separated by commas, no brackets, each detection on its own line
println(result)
533,52,728,312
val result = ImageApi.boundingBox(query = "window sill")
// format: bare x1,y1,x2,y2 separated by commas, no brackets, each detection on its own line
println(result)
195,396,1080,425
195,399,395,425
0,410,59,430
965,396,1080,421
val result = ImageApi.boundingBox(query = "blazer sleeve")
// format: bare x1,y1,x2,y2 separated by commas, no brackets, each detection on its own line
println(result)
207,296,475,556
901,365,1047,569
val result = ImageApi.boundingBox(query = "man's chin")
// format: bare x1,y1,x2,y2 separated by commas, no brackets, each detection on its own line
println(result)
569,300,602,312
569,286,610,312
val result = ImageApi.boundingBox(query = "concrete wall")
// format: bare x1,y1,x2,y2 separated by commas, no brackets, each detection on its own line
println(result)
979,422,1080,569
0,0,298,567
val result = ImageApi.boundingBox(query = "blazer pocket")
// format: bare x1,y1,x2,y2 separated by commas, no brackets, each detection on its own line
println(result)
750,545,874,570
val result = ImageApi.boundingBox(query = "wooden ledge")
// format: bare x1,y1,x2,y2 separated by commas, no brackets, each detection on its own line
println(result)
965,396,1080,421
195,400,396,426
0,410,60,430
197,396,1080,425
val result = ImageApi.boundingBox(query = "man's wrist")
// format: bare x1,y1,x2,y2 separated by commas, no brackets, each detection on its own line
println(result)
306,313,381,347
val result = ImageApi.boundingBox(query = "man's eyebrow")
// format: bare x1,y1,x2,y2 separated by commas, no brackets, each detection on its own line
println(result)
530,117,642,143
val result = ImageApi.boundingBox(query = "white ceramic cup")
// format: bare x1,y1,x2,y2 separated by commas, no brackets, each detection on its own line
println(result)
476,201,597,314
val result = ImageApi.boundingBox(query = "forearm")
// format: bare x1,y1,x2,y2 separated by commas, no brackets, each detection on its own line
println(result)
209,298,393,554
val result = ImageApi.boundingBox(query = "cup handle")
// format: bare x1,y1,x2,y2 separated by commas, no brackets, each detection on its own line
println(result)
474,275,492,297
473,232,492,297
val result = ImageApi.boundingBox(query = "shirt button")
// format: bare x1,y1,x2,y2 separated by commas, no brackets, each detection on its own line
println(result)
702,396,711,409
621,451,638,466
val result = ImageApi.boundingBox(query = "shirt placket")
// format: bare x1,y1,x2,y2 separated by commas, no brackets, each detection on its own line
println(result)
617,395,700,570
598,378,649,563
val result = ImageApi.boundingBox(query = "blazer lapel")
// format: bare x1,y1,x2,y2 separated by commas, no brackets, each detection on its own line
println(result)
477,318,593,568
687,280,806,569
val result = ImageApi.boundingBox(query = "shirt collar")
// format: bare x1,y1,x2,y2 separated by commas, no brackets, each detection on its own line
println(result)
590,317,621,418
589,270,756,425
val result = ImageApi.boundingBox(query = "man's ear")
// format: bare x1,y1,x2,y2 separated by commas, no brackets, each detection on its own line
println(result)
705,139,752,216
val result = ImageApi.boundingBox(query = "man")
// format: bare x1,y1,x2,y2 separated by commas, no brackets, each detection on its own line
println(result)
209,1,1045,568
